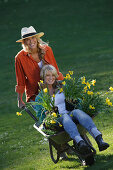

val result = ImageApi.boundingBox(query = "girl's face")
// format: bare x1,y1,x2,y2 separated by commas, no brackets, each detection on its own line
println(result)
24,36,37,49
45,71,56,85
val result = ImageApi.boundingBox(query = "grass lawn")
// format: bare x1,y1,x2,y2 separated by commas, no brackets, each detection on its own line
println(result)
0,0,113,169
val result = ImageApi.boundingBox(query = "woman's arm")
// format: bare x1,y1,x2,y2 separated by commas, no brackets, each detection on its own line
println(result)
44,46,64,80
15,56,26,108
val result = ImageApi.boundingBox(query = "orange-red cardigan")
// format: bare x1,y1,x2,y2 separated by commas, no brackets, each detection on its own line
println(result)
15,45,63,102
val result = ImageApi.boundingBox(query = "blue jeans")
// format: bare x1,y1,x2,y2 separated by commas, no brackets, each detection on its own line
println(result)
59,109,101,143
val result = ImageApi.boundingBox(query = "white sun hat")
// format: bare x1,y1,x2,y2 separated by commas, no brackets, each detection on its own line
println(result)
16,26,44,42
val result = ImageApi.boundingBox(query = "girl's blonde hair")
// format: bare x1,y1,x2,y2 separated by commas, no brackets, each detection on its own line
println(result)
40,65,58,80
39,65,62,90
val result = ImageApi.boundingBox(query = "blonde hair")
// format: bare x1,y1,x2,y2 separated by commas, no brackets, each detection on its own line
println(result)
40,65,62,90
40,65,58,80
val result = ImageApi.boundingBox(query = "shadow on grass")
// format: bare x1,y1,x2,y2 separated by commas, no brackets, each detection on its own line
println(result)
58,153,113,170
84,154,113,170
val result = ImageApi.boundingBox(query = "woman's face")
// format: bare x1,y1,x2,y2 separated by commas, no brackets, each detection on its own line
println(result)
24,36,37,50
45,71,56,85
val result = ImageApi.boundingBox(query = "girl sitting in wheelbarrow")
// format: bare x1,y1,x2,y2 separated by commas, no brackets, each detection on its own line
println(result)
34,64,109,155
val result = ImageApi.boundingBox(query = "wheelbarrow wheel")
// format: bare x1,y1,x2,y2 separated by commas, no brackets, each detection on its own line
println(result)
49,139,60,164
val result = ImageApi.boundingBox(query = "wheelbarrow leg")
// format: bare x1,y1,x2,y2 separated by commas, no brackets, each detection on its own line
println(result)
49,138,60,164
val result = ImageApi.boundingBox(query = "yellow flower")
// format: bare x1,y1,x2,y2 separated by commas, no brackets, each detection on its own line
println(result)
87,91,94,95
52,94,55,98
64,74,71,80
50,120,56,124
38,80,43,86
109,87,113,92
84,86,87,93
106,97,112,106
89,105,95,110
106,97,110,103
68,71,74,75
16,112,22,116
82,81,86,85
40,80,43,84
60,88,63,93
107,101,112,106
91,80,96,86
86,82,91,89
62,81,66,85
59,124,62,127
97,92,100,95
51,112,57,117
43,88,48,93
81,76,86,84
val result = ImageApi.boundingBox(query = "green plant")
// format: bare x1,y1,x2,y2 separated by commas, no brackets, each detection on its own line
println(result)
31,73,113,135
62,71,113,117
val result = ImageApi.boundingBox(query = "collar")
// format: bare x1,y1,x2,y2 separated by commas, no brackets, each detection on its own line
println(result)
23,50,30,57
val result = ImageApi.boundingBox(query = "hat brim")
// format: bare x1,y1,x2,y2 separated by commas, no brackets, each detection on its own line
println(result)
16,32,44,43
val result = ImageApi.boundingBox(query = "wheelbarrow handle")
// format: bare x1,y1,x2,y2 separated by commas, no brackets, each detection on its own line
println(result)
22,106,38,122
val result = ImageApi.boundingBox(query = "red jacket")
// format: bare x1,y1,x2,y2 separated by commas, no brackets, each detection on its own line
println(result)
15,45,63,102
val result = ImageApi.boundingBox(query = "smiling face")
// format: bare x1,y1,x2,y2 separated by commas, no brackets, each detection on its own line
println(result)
45,70,56,86
24,36,38,50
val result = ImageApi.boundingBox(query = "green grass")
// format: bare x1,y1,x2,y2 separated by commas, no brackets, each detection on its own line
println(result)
0,0,113,169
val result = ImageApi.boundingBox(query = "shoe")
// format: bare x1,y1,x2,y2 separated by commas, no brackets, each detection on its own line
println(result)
95,135,109,151
77,140,89,154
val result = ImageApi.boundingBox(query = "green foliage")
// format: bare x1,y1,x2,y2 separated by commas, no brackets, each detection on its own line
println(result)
35,88,54,112
63,72,113,117
33,83,63,134
62,73,84,101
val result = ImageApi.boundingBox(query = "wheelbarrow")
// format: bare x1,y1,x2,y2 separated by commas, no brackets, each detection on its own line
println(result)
24,107,96,166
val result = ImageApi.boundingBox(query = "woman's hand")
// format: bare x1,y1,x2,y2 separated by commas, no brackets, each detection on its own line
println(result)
17,93,25,108
18,99,25,109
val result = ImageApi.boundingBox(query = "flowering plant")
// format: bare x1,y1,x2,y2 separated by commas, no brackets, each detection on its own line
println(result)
42,111,63,134
32,72,113,135
32,81,63,134
62,71,113,117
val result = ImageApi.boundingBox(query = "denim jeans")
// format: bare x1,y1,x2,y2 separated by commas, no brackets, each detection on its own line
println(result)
59,109,101,143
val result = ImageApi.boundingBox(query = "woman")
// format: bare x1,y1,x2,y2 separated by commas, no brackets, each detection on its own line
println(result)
15,26,63,108
35,65,109,154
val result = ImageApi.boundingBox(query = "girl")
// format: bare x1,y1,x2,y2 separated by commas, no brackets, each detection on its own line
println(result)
35,65,109,154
